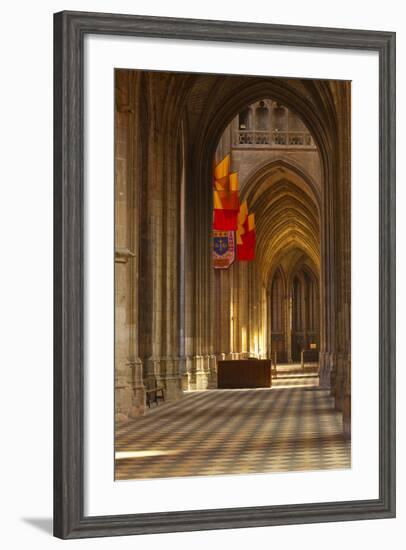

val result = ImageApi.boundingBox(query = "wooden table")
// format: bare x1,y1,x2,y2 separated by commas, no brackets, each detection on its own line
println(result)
217,359,272,389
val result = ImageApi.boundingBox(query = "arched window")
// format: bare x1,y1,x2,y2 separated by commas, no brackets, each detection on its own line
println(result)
238,107,252,130
273,102,288,145
238,108,253,144
255,101,269,131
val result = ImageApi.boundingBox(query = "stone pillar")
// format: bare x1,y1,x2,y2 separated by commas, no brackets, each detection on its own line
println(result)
342,353,351,438
137,72,185,402
286,292,293,363
300,275,307,352
319,153,336,389
334,82,351,437
260,284,268,358
186,126,215,391
247,264,257,357
114,70,146,420
238,261,249,357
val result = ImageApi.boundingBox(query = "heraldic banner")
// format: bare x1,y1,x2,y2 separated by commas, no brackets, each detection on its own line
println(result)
212,230,235,269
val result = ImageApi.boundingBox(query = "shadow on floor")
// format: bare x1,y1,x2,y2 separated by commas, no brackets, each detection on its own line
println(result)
22,518,53,535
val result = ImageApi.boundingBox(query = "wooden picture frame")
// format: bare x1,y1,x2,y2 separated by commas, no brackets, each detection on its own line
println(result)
54,10,396,539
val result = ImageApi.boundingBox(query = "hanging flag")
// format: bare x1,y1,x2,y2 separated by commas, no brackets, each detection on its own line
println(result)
213,181,239,210
212,230,235,269
213,208,239,231
237,204,256,261
212,156,240,231
236,200,248,244
214,154,230,181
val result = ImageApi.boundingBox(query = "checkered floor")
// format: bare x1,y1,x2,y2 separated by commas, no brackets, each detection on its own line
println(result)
115,373,350,480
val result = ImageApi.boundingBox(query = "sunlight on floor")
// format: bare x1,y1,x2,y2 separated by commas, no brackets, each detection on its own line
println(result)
115,374,350,480
115,450,178,460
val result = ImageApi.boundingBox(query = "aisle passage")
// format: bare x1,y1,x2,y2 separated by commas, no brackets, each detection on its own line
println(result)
115,377,351,480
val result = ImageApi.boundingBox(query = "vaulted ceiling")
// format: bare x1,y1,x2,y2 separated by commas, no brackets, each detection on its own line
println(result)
241,160,320,285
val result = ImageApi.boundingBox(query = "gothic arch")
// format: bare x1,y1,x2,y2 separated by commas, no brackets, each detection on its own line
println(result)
185,76,349,400
240,157,321,215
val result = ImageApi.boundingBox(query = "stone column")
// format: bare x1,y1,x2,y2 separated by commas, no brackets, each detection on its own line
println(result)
114,70,145,420
299,276,305,353
137,72,185,402
260,284,268,358
286,291,293,363
239,261,249,358
340,84,352,439
318,81,351,441
332,82,351,437
319,152,336,389
187,130,215,391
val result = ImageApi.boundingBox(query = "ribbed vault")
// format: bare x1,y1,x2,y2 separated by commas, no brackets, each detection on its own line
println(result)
240,161,320,286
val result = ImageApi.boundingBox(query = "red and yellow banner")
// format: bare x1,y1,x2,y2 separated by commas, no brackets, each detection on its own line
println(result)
236,201,256,261
212,155,256,266
212,155,239,231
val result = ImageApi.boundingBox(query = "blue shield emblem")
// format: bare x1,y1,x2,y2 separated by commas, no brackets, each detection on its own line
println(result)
214,236,229,256
212,230,235,269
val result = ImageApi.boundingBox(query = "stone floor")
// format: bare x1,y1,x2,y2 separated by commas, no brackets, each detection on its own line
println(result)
115,369,351,480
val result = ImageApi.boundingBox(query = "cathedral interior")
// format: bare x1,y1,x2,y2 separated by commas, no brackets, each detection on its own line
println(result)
114,70,351,480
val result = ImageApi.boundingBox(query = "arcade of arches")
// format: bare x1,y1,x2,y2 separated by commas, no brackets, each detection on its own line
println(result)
115,70,351,477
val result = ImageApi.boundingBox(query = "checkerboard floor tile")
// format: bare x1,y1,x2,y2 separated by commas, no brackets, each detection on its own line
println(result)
115,374,350,480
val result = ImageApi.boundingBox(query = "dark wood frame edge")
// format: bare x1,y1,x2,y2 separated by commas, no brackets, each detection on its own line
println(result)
53,10,396,539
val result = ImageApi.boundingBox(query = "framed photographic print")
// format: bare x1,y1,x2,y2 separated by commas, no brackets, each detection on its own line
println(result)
54,10,396,539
